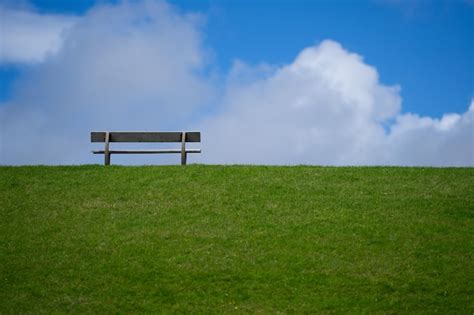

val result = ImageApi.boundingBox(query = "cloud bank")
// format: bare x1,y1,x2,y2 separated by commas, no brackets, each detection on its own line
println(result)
0,0,472,166
201,41,473,166
0,5,77,64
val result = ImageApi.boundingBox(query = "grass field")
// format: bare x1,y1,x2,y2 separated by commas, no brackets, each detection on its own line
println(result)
0,165,473,313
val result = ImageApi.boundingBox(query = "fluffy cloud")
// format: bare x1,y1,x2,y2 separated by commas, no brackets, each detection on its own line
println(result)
200,41,473,166
0,1,472,166
201,41,401,165
386,102,473,166
0,5,77,64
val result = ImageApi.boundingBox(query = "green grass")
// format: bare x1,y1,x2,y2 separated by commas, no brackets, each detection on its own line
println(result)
0,165,473,313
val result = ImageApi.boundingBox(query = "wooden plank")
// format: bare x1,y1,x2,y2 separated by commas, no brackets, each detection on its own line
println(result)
92,149,201,154
91,132,200,143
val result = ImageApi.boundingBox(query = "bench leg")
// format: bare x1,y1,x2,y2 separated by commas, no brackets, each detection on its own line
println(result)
181,152,187,166
105,153,111,166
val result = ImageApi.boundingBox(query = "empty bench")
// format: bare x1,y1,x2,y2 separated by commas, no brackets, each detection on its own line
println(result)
91,131,201,165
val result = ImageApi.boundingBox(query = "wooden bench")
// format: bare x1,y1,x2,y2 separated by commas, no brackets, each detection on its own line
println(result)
91,131,201,166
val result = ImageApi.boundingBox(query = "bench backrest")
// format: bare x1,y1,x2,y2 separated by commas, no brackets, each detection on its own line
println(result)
91,132,200,143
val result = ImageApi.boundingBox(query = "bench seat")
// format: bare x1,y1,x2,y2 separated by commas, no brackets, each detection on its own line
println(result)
92,149,201,154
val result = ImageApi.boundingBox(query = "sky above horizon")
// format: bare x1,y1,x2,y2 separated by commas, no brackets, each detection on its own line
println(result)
0,0,473,166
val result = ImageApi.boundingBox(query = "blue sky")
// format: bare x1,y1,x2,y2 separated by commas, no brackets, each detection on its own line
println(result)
2,0,473,117
0,0,472,165
180,0,473,118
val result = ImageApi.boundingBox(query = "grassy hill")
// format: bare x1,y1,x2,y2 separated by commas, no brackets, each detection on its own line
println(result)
1,165,473,313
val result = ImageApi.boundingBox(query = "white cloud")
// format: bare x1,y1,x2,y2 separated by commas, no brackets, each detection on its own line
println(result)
200,40,473,166
0,1,472,166
201,40,398,165
0,6,77,63
386,102,474,166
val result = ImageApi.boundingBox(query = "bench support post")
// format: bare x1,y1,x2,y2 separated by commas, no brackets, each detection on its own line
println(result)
181,132,187,166
104,131,111,166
